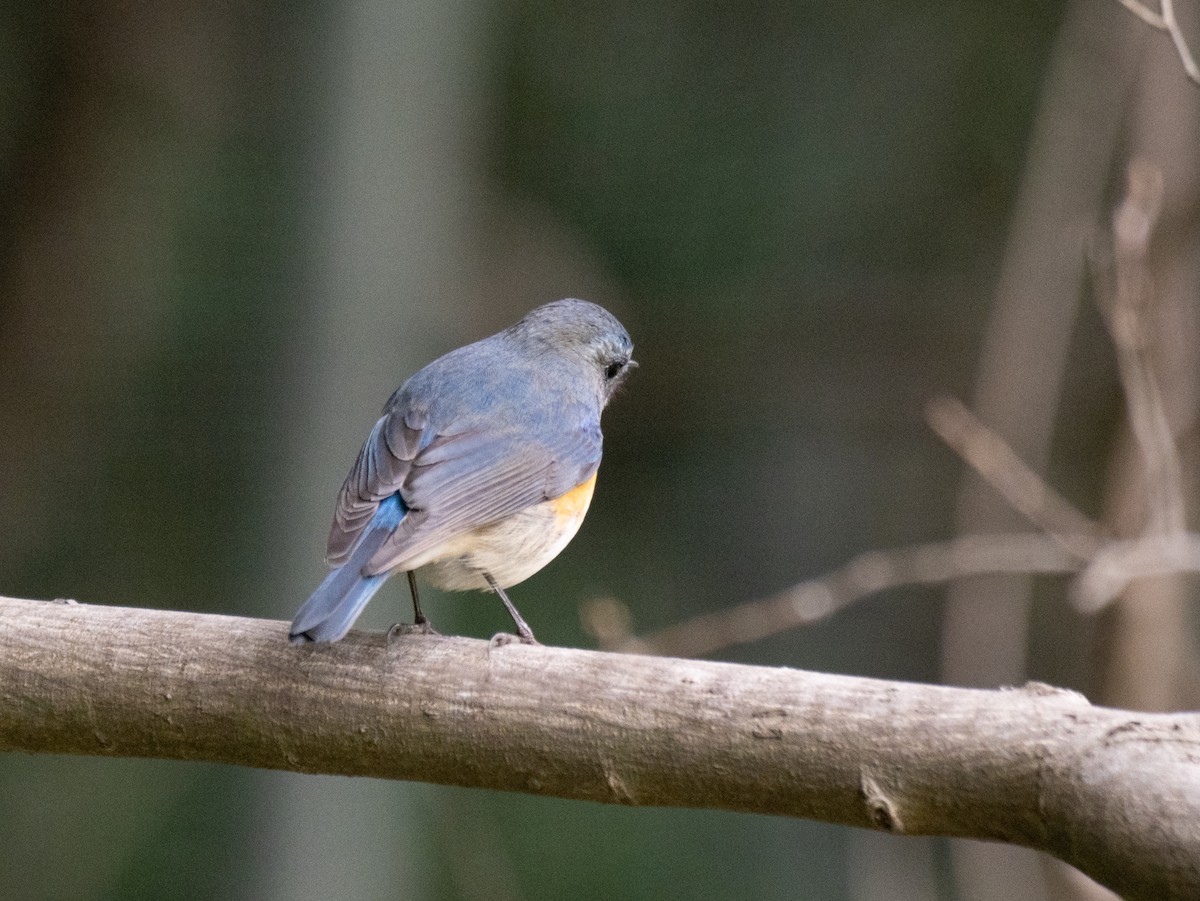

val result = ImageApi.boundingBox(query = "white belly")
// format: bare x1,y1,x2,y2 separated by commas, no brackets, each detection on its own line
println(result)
418,492,592,591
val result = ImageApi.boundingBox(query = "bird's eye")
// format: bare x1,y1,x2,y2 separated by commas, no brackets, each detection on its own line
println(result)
605,360,625,380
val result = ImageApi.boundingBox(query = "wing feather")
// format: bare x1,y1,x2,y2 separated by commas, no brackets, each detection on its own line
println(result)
365,421,600,575
325,398,601,574
325,406,428,564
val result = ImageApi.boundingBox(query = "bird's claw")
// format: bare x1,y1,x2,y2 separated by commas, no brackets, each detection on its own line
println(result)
488,631,540,649
386,620,440,644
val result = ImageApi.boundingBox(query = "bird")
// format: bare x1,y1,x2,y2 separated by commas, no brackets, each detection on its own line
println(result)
289,298,635,644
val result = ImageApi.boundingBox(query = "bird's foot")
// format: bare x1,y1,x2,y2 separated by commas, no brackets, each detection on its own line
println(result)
386,620,440,644
488,630,540,649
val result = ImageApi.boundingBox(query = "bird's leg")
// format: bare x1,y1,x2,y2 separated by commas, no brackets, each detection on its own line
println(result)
408,570,433,629
484,572,539,645
386,571,438,642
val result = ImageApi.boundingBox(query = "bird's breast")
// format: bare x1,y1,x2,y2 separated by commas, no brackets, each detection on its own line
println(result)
547,471,597,518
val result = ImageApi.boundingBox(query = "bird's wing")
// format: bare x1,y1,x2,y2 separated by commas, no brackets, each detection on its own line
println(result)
325,401,602,574
325,405,429,564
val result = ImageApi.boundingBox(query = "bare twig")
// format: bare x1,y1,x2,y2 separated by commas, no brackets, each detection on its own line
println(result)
1115,0,1200,85
1117,0,1168,27
602,526,1200,657
925,396,1100,555
1071,532,1200,611
1104,162,1188,534
1162,0,1200,83
606,535,1087,657
609,161,1200,658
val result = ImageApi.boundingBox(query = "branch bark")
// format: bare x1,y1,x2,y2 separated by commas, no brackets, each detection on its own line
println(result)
1,596,1197,898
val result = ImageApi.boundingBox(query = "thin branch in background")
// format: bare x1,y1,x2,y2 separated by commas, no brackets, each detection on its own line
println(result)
596,162,1200,657
1115,0,1200,84
1162,0,1200,83
592,524,1200,656
1072,532,1200,611
594,535,1085,657
590,397,1110,655
1102,161,1188,534
924,395,1101,556
1117,0,1169,26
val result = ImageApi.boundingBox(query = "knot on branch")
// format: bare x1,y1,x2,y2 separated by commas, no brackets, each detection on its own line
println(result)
1015,681,1089,704
602,759,637,805
860,771,903,833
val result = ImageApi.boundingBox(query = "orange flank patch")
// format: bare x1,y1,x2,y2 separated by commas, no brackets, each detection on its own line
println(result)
550,472,597,518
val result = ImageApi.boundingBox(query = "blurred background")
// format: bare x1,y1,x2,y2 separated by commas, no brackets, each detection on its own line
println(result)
1,1,1198,899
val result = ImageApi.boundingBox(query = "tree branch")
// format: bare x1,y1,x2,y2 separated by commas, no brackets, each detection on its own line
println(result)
605,163,1199,656
924,395,1100,554
1104,161,1187,535
604,534,1086,657
1116,0,1200,85
2,595,1198,899
602,527,1200,656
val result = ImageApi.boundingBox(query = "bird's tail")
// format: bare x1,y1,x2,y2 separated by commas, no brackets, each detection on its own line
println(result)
289,495,405,643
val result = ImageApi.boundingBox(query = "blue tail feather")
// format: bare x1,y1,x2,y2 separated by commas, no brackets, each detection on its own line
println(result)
289,495,406,643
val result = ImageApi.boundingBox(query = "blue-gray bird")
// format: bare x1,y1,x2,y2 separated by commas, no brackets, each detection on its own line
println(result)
289,299,634,644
